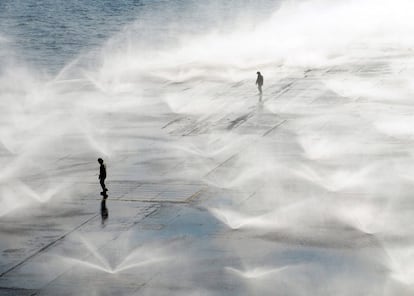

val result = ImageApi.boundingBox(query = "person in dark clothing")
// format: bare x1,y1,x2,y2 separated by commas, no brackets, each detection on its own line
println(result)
256,71,264,94
98,158,107,194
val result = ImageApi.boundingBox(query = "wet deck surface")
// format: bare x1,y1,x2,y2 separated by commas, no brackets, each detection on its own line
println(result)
1,54,414,295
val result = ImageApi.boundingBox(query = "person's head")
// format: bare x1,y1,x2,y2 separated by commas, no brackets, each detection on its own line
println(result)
98,158,103,164
257,71,261,75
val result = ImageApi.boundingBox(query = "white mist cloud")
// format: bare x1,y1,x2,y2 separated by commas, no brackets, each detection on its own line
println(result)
1,0,414,294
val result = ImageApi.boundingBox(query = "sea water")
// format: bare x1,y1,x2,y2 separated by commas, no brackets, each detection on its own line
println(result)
0,0,280,74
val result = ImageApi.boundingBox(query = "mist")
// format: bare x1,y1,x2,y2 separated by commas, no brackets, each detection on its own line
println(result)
1,0,414,294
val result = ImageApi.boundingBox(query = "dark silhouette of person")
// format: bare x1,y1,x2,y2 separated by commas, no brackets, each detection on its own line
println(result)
98,158,108,195
256,71,264,94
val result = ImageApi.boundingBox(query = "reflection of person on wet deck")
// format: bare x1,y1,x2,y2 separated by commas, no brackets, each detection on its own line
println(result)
101,199,108,223
256,71,263,94
98,158,107,194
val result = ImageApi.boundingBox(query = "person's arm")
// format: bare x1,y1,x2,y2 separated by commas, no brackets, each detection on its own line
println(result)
99,165,104,179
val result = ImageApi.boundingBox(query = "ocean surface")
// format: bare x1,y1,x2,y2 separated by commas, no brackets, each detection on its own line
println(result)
0,0,281,74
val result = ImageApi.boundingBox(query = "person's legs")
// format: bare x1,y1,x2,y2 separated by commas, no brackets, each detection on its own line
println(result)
100,178,107,192
258,84,262,94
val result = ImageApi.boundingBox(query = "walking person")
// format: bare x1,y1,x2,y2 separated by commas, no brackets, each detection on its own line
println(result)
256,71,264,95
97,158,108,196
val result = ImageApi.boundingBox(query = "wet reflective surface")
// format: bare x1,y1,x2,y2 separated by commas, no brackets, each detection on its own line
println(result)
2,0,414,295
